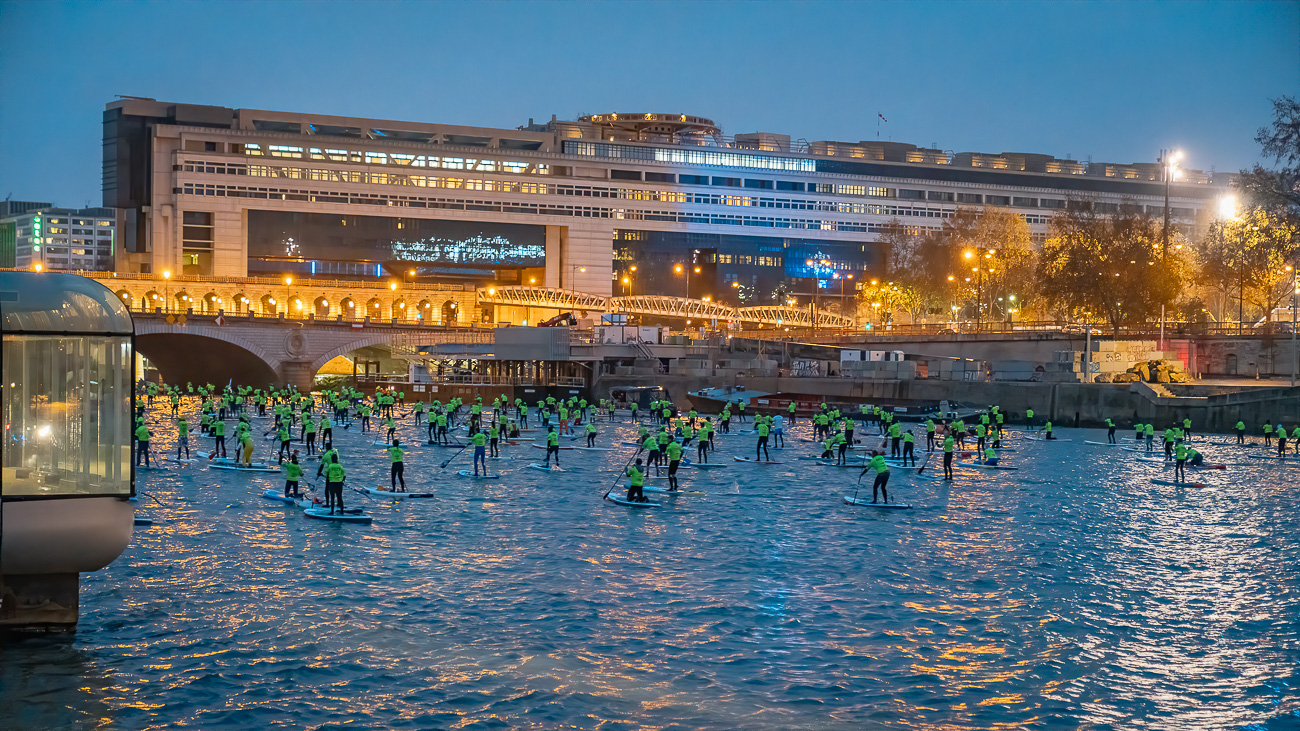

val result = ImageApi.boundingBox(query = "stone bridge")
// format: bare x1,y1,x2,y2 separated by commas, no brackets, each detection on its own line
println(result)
131,311,491,390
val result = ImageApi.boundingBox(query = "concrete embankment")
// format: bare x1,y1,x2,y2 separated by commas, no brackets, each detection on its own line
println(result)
592,373,1300,428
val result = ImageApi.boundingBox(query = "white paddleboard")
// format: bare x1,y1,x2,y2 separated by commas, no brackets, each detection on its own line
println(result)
456,470,500,479
1084,440,1120,446
528,462,565,472
262,490,298,503
606,495,661,507
733,457,783,464
843,496,911,509
210,463,279,472
303,506,373,523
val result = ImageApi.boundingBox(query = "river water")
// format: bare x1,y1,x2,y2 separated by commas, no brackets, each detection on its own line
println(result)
3,407,1297,730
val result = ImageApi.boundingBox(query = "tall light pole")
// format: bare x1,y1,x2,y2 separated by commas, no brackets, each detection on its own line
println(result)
285,276,293,317
163,269,171,313
1159,149,1182,259
569,264,586,294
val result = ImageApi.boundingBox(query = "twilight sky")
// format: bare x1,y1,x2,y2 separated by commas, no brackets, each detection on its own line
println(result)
1,0,1296,206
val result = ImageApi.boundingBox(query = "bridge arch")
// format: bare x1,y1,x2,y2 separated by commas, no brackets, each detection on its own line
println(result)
365,297,383,320
340,297,357,319
441,299,459,325
314,296,330,318
135,329,280,389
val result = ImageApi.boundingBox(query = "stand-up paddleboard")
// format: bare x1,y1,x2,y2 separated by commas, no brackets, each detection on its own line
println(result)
171,457,198,464
687,462,727,470
372,440,394,447
1136,455,1170,463
133,516,154,526
882,462,924,470
733,457,783,464
136,463,166,471
210,463,280,472
958,461,1019,470
424,442,464,448
1024,436,1072,442
639,485,705,495
456,470,500,479
605,495,661,508
262,490,299,504
532,443,576,450
1084,440,1120,446
1151,478,1207,488
358,485,435,499
303,506,373,523
573,446,612,451
1247,453,1299,463
798,456,837,462
1121,446,1151,453
843,496,911,509
620,441,643,446
817,462,862,469
528,462,564,472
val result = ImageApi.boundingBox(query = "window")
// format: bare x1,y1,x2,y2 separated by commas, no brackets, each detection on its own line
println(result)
744,179,773,189
985,195,1010,206
837,185,866,196
926,191,955,202
205,141,218,152
867,186,890,198
182,211,215,250
611,169,642,181
1040,198,1065,209
268,145,303,158
1013,197,1037,207
711,176,741,187
1093,202,1119,214
776,181,805,192
645,172,674,183
898,189,925,200
956,193,982,204
679,174,708,185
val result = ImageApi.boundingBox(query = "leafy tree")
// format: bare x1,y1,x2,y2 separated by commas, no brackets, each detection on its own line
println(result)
1236,95,1300,213
1038,205,1185,335
1202,207,1299,325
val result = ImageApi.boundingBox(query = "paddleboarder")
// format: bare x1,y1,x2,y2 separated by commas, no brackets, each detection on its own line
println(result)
859,451,891,504
283,452,303,497
390,439,407,491
626,458,647,502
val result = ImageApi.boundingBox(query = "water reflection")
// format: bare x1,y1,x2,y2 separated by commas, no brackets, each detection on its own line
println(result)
3,409,1295,729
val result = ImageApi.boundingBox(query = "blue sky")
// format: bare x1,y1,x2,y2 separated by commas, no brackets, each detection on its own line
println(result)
1,0,1296,206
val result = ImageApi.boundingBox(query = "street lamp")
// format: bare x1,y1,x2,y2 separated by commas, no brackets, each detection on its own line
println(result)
284,276,293,317
1159,148,1183,259
621,274,632,296
163,269,172,313
569,265,586,294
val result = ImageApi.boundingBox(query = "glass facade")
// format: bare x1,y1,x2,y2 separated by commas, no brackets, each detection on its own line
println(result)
247,211,546,278
2,335,133,497
614,230,879,305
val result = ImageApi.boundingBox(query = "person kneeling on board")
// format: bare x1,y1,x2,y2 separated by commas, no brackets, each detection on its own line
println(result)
859,451,891,504
981,446,998,466
1043,421,1055,440
626,458,647,503
1187,446,1203,469
283,452,303,497
390,440,407,491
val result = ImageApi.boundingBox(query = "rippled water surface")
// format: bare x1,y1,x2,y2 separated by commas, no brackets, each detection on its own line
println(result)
4,407,1298,730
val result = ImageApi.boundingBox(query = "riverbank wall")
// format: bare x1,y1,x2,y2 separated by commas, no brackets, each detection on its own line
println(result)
591,373,1300,428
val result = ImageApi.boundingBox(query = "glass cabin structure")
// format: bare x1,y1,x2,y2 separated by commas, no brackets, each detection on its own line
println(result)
1,271,135,629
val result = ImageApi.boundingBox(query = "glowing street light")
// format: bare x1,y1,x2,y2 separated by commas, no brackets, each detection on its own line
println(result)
1217,194,1237,220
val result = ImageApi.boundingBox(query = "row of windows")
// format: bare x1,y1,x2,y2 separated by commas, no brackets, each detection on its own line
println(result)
566,141,817,172
180,182,895,233
41,218,113,226
241,145,548,175
186,160,958,219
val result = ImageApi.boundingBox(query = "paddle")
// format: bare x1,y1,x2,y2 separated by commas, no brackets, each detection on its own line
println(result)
915,453,934,476
604,448,642,500
852,468,866,503
439,442,471,469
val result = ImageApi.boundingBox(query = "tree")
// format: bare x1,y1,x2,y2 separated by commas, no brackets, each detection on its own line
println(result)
1236,95,1300,213
1213,207,1299,325
1038,204,1184,335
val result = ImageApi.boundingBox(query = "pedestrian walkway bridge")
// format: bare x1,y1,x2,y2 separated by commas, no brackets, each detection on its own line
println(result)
477,287,854,328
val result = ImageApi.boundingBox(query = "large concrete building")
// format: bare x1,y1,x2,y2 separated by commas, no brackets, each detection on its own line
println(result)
103,99,1230,320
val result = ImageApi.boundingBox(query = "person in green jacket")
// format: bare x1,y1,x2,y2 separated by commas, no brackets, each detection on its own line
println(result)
981,445,999,466
177,417,190,460
585,419,599,448
859,452,891,503
1174,442,1188,483
665,438,684,491
276,423,291,463
324,456,346,514
134,422,151,466
1044,421,1055,440
283,452,303,497
240,431,255,466
626,458,646,502
1263,423,1274,447
1106,418,1116,444
1025,408,1035,430
212,418,227,458
901,431,916,466
755,420,771,461
543,426,561,467
390,440,408,490
1235,420,1246,445
942,434,955,480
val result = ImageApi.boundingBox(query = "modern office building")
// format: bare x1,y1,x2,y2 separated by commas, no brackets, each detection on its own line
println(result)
103,99,1231,318
0,206,117,271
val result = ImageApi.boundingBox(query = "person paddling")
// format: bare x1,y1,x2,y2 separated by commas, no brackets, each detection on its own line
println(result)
283,451,303,497
859,451,891,504
390,439,407,491
626,458,647,503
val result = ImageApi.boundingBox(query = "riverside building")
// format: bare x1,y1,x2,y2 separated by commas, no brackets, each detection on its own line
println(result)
103,99,1230,321
0,206,117,272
